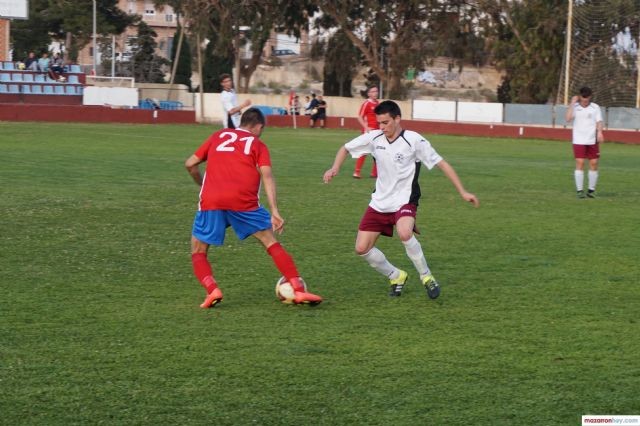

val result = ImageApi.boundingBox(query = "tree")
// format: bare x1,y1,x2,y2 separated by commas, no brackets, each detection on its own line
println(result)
207,0,317,93
323,30,359,97
11,0,135,62
316,1,434,99
170,25,193,90
479,0,567,104
128,21,169,83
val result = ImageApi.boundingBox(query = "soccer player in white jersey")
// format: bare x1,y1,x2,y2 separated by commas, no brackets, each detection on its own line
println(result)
220,73,251,129
323,100,479,298
565,86,604,199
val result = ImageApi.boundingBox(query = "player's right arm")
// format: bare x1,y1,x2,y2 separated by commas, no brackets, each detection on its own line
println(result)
259,165,284,234
565,95,579,122
323,146,350,183
185,154,204,186
357,103,368,131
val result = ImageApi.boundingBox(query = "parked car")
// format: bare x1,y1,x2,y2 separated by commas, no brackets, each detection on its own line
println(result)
273,49,297,56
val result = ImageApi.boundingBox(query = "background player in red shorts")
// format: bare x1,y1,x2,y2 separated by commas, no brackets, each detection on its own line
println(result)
353,85,380,179
324,101,479,299
185,108,322,308
565,86,604,199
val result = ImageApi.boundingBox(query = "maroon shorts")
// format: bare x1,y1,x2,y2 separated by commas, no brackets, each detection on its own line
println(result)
358,204,418,237
573,143,600,160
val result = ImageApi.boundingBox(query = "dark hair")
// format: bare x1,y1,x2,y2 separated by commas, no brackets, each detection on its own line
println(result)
374,100,401,118
579,86,593,98
240,107,266,127
219,73,232,82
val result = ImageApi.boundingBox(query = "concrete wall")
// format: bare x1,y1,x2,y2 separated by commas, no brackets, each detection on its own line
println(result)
194,92,412,125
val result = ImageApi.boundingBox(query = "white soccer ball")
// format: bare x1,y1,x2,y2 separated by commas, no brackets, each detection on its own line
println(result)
275,276,306,304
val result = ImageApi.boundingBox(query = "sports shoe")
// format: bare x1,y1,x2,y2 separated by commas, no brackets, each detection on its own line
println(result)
422,275,440,299
388,269,408,297
200,288,223,308
352,172,361,179
293,291,323,306
587,189,596,198
577,190,586,199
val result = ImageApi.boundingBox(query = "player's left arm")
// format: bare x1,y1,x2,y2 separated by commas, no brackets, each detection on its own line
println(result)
436,159,480,207
185,154,204,186
596,120,604,143
259,165,284,234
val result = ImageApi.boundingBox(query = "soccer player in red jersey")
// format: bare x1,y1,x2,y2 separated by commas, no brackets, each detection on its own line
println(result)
353,86,380,178
185,108,322,308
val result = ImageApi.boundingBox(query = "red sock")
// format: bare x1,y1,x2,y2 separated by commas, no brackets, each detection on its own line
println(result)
355,156,366,173
191,253,217,293
266,243,303,290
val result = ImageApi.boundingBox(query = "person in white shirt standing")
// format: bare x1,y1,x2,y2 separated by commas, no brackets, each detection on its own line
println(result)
565,86,604,199
220,73,251,129
323,101,479,299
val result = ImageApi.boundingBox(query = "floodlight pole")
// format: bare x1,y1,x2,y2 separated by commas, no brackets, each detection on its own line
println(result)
92,0,97,75
563,0,573,105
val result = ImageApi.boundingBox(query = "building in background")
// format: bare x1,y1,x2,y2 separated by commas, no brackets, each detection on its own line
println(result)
0,19,9,61
77,0,178,68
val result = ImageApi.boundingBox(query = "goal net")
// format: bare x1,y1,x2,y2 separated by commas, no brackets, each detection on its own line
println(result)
558,0,640,107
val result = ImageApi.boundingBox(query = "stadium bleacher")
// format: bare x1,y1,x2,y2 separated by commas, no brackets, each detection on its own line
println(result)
0,61,86,101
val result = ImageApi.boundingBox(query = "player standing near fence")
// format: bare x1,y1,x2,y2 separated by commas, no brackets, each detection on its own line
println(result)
565,86,604,199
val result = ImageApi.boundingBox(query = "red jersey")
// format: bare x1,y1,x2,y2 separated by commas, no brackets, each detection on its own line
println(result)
193,128,271,211
358,98,379,132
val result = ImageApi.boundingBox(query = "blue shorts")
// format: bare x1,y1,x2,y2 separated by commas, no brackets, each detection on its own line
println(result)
192,208,272,246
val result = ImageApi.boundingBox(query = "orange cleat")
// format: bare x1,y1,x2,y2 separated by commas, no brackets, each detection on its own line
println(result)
293,291,323,306
200,288,223,309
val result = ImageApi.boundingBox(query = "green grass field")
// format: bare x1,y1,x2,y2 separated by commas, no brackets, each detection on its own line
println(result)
1,121,639,425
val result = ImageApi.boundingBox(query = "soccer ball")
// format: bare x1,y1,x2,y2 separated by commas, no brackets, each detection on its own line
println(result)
275,276,306,304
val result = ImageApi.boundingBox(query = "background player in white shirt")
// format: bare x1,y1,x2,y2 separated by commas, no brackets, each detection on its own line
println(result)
220,73,251,129
323,101,479,299
565,86,604,198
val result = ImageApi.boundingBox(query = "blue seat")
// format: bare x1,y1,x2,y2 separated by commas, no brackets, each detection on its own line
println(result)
31,85,43,94
70,64,81,73
8,84,19,93
12,73,23,82
0,73,10,82
67,75,79,84
35,74,45,82
65,85,76,95
22,84,31,94
54,85,65,94
3,62,15,70
23,73,34,82
43,85,54,94
77,86,83,95
0,84,7,93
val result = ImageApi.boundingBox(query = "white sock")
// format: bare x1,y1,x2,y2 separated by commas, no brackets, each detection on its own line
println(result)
360,247,397,279
588,170,598,191
574,170,584,191
402,236,431,277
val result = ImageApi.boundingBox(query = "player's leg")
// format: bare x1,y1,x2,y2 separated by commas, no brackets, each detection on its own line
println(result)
253,230,322,304
231,208,321,304
191,210,226,308
396,214,439,299
370,158,377,178
357,207,408,295
354,155,366,178
587,146,600,197
573,145,586,198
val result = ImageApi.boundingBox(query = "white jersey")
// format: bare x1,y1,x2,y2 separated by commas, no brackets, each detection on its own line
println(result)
221,89,240,128
571,102,603,145
345,129,443,213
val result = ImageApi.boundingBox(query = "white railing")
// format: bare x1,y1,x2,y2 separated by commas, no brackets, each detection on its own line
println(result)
85,75,135,88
